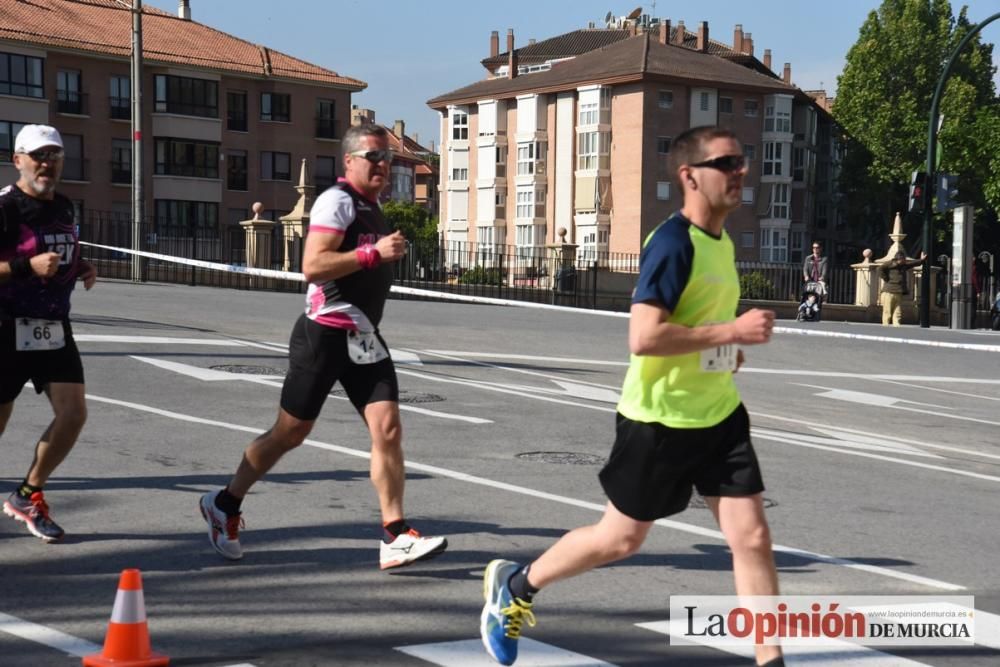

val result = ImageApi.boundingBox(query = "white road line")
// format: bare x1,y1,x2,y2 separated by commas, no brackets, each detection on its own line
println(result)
83,393,966,592
396,638,616,666
423,350,629,367
407,349,621,391
636,620,934,665
741,367,1000,384
772,327,1000,353
75,334,243,346
0,612,101,657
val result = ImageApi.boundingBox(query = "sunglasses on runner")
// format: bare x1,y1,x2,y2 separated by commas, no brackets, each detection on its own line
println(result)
688,154,746,173
348,149,394,163
24,149,65,163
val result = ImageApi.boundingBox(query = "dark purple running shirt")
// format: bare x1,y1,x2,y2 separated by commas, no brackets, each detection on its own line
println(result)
0,183,80,320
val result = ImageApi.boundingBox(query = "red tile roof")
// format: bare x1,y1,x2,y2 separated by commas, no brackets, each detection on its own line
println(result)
0,0,365,90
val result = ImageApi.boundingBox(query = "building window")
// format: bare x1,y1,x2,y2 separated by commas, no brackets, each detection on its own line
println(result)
763,142,782,176
315,155,336,192
744,144,756,160
656,136,671,155
451,111,468,140
451,167,468,182
0,52,44,98
260,151,291,181
227,91,247,131
155,138,220,178
496,145,506,178
817,203,829,229
495,190,506,218
391,164,413,201
760,228,788,262
577,132,608,170
699,92,710,111
154,199,219,236
579,101,598,125
719,97,733,114
771,183,790,219
56,70,84,114
260,92,290,122
764,105,791,132
744,99,759,117
155,75,218,117
0,120,28,163
741,231,754,249
61,134,86,181
658,90,673,109
517,142,535,175
227,150,247,191
656,181,671,200
790,230,804,263
110,76,130,120
742,187,754,204
316,99,337,138
111,139,131,184
793,147,805,182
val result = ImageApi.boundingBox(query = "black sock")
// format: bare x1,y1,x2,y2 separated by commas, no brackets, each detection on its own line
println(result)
383,519,410,542
507,565,539,603
214,487,243,516
758,657,785,667
17,482,42,499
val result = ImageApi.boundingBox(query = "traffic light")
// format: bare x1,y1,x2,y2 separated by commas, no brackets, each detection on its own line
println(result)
935,173,960,213
908,170,926,213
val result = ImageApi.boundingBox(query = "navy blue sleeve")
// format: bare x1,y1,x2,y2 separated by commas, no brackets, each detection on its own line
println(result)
631,219,694,312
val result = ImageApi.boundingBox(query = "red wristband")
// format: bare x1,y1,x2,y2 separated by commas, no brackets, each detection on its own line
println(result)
356,244,381,270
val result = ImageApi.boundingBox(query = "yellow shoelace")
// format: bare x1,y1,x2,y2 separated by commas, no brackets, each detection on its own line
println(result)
501,598,537,639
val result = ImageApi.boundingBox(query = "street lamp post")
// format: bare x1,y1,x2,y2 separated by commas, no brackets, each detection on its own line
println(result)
117,0,144,282
920,11,1000,327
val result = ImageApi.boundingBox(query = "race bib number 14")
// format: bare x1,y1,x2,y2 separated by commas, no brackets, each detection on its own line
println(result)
15,318,66,351
347,330,388,365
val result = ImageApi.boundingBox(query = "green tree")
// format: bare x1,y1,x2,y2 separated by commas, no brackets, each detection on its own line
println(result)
382,200,439,247
833,0,1000,251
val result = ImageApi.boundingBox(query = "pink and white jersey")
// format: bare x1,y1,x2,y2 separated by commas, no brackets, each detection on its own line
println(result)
305,181,394,331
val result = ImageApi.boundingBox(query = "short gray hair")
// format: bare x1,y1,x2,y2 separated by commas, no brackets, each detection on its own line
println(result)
343,123,388,154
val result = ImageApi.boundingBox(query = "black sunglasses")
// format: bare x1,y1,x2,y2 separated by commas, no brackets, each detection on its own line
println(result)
25,149,64,163
689,154,746,173
348,149,394,163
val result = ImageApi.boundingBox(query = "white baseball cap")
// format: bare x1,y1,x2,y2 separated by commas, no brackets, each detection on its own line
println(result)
14,124,64,154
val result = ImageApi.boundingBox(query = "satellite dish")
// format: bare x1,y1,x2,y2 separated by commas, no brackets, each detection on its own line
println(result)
626,6,642,19
605,11,613,23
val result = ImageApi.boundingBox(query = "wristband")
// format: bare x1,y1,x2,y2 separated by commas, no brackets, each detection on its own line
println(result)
9,255,32,280
356,244,381,270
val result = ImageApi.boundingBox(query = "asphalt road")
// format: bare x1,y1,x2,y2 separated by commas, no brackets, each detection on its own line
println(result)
2,280,999,667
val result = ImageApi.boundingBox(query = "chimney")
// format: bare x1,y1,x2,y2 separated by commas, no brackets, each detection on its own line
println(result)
394,120,405,141
696,21,709,52
659,19,670,45
507,29,517,79
528,38,536,45
733,24,744,53
628,21,637,37
490,30,499,58
763,49,772,71
744,33,754,55
783,62,792,84
178,0,191,20
673,20,685,45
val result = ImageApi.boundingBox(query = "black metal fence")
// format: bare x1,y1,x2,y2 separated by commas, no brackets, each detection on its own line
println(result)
735,261,856,304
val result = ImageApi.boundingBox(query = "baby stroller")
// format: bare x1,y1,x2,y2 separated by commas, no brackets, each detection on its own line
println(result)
796,281,824,322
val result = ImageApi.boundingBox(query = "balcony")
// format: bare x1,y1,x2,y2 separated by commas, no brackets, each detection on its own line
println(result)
109,96,130,120
315,117,340,140
110,161,131,185
62,158,89,182
57,90,88,116
227,112,248,132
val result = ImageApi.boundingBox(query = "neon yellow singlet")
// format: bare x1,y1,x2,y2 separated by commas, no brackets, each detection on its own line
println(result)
616,215,742,428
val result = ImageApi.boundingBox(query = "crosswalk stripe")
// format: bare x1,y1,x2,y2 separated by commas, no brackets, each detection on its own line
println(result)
636,620,935,665
395,638,617,666
0,612,101,657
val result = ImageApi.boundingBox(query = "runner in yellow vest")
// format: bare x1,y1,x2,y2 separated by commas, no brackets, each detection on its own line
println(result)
480,126,783,667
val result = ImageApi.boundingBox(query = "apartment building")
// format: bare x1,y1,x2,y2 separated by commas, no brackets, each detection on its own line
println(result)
0,0,363,247
428,16,848,265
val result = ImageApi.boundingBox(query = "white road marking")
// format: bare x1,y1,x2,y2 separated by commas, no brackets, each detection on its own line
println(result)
771,327,1000,353
82,393,966,592
0,612,101,657
75,334,243,346
796,384,1000,428
422,350,629,366
396,638,616,666
752,427,942,459
741,367,1000,384
636,620,934,665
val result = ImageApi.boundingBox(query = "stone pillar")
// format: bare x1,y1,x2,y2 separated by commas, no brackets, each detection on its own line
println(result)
547,227,579,297
279,159,316,272
851,248,880,307
240,202,275,270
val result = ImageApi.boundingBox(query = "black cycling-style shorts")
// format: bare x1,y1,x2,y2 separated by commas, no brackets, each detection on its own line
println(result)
0,318,85,403
279,314,399,421
598,403,765,521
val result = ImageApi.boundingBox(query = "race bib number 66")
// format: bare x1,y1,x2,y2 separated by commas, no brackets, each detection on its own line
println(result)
15,318,66,351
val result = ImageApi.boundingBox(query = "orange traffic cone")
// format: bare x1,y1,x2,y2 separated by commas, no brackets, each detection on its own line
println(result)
83,569,169,667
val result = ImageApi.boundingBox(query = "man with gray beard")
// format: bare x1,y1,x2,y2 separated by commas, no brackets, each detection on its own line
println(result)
0,124,96,541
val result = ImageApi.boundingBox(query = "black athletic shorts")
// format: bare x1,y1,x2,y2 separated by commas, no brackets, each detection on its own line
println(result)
0,318,85,404
280,314,399,421
598,403,765,521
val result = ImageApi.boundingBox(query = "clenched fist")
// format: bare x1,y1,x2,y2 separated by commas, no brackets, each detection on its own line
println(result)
29,251,60,278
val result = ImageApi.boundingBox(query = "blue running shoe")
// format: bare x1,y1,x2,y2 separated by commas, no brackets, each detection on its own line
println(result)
481,559,536,665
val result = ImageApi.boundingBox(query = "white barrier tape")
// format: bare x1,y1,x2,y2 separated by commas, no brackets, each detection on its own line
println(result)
80,242,1000,346
110,589,147,624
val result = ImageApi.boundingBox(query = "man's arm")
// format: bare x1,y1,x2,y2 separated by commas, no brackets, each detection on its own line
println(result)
0,252,61,284
301,229,406,283
628,301,774,357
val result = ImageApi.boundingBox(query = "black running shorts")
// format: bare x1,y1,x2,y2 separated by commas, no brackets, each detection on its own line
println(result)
0,319,85,403
280,314,399,421
598,404,765,521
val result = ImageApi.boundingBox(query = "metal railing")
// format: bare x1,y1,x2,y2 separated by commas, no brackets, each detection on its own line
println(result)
736,261,855,304
57,90,88,115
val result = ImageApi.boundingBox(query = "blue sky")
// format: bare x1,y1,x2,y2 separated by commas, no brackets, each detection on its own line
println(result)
144,1,996,148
